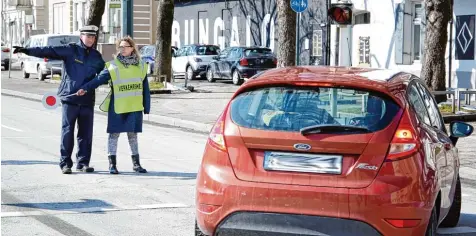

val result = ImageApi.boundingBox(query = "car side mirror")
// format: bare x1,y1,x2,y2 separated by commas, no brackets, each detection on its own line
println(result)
450,121,473,138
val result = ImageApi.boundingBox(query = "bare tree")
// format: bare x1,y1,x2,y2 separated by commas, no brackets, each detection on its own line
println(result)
421,0,452,103
155,0,175,83
237,0,277,47
276,0,296,67
86,0,106,30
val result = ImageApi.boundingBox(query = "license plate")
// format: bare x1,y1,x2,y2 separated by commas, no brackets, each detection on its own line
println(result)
263,151,343,174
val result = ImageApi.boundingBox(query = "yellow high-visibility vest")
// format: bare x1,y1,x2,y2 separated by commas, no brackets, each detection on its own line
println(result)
99,58,147,114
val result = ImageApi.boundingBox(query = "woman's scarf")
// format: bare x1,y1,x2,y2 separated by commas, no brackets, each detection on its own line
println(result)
116,53,139,67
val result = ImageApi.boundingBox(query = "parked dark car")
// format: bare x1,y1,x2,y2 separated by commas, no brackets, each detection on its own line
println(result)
206,46,277,85
140,45,178,75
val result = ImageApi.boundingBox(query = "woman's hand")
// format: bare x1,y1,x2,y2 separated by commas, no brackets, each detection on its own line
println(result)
76,89,87,96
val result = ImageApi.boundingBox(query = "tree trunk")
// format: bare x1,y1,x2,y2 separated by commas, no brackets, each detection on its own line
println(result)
86,0,106,30
86,0,106,48
155,0,175,83
421,0,452,103
276,0,296,67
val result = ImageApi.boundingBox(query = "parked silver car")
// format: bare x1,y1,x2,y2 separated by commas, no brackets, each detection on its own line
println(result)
18,34,80,80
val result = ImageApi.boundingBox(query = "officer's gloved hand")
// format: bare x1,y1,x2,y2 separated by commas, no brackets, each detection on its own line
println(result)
13,46,27,54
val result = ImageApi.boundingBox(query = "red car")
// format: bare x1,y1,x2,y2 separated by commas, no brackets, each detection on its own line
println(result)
194,66,474,236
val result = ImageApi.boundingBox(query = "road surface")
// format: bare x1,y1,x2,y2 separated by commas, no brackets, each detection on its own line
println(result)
1,93,476,235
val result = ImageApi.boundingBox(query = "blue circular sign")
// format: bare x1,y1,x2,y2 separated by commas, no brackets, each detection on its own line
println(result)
291,0,308,13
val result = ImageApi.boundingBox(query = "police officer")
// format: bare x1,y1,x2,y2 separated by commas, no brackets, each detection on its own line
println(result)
13,26,105,174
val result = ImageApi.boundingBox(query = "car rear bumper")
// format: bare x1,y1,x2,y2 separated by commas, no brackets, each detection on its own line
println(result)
237,67,272,79
214,211,380,236
40,63,62,75
195,146,432,236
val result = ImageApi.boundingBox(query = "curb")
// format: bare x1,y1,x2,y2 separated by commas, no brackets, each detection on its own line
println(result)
46,79,174,94
443,113,476,123
1,89,213,134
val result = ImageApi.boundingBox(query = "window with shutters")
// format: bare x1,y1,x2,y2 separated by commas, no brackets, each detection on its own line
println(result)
312,30,323,57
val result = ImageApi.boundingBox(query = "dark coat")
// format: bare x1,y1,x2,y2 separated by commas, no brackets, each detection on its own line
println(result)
25,43,105,106
80,62,151,133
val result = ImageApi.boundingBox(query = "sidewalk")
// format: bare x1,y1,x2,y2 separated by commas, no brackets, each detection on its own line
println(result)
1,73,236,133
2,71,476,133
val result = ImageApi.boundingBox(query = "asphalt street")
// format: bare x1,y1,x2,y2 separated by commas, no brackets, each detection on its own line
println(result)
2,72,476,235
2,95,203,236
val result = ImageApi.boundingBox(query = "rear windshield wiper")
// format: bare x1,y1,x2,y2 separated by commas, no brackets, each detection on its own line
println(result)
300,124,371,136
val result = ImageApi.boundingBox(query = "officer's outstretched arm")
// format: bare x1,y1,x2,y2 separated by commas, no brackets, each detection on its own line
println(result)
80,68,111,92
24,45,72,60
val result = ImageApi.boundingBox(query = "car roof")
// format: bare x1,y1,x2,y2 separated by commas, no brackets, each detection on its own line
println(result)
249,66,411,85
30,34,78,38
241,66,414,105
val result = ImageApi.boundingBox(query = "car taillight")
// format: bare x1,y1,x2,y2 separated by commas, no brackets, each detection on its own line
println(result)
44,58,48,62
2,48,10,52
385,219,421,228
273,58,277,64
239,58,248,66
386,111,418,161
208,111,226,151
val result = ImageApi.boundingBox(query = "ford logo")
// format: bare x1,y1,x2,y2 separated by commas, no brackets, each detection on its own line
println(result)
293,143,311,151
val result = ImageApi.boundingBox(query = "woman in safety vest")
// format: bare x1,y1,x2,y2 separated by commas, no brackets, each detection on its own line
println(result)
76,36,151,174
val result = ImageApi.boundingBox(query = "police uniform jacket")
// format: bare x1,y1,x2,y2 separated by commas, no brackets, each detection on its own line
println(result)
24,42,105,106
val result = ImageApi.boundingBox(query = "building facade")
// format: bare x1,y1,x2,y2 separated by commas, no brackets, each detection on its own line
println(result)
330,0,476,93
131,0,328,66
2,0,48,45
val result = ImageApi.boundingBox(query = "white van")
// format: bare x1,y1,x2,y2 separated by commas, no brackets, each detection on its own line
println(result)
19,34,80,80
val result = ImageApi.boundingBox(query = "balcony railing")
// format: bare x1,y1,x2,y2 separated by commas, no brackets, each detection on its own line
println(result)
7,0,32,7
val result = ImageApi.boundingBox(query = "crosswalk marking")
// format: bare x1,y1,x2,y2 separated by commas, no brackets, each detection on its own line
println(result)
437,226,476,234
1,203,190,218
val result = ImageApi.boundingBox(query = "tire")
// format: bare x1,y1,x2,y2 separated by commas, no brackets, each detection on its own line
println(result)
195,220,207,236
22,64,30,78
186,66,195,81
4,63,9,70
207,67,216,83
440,175,461,227
425,205,438,236
232,69,243,85
37,66,46,81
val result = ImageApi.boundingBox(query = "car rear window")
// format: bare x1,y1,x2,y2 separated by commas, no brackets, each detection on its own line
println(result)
48,36,80,46
244,48,273,57
230,86,400,132
196,46,220,55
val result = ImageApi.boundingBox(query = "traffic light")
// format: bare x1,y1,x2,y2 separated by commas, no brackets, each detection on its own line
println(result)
328,3,353,25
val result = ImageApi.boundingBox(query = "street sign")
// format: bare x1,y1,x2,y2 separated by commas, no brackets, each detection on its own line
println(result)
291,0,308,13
42,92,60,109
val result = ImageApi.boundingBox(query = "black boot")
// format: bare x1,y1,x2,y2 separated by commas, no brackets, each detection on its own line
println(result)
131,154,147,173
108,155,119,174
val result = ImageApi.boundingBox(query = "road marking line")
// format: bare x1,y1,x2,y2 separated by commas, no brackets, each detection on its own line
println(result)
462,193,470,197
0,203,190,218
1,125,24,132
137,203,189,209
1,211,44,217
437,226,476,234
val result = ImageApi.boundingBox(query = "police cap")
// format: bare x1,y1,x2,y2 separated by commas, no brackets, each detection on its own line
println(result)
79,25,99,36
